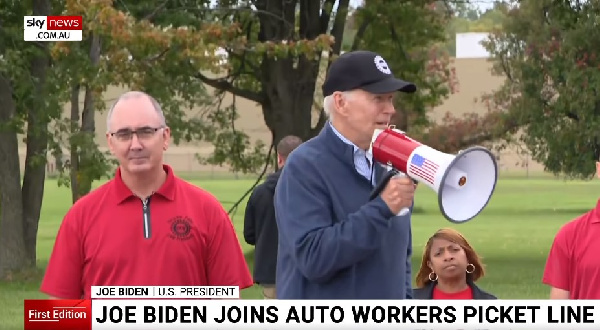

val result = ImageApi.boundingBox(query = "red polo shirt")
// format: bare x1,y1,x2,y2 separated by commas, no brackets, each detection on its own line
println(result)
41,165,253,299
542,198,600,299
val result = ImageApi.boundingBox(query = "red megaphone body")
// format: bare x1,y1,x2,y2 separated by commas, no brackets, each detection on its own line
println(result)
368,127,498,223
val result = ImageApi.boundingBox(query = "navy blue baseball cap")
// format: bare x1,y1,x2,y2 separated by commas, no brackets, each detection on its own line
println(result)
322,50,417,97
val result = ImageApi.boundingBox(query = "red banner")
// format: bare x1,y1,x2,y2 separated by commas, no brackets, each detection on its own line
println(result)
24,299,91,330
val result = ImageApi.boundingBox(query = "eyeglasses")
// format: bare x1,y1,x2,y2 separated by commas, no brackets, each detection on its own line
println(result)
110,126,164,142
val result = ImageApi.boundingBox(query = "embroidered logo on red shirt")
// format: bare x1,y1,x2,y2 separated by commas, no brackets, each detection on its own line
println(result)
169,216,193,241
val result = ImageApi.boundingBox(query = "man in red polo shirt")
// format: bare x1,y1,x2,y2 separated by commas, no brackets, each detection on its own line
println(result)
41,91,253,299
542,163,600,299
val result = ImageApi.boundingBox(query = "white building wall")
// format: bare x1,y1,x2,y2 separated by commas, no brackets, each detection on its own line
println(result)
456,32,491,59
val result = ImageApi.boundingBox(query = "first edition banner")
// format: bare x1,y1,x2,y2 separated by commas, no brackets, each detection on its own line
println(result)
24,299,91,330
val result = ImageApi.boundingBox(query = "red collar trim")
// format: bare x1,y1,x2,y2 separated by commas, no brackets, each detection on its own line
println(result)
113,164,176,204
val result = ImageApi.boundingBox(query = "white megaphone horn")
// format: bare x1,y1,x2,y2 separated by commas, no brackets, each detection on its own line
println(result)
367,126,498,223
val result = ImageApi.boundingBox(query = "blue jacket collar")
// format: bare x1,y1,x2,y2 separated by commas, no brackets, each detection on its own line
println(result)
319,121,356,166
318,122,385,183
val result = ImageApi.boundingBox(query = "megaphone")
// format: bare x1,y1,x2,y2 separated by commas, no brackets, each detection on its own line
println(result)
368,126,498,223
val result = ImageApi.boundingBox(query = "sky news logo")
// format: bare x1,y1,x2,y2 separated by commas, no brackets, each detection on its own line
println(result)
24,16,83,42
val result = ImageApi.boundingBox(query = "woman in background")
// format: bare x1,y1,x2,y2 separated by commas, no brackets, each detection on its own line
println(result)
413,228,496,299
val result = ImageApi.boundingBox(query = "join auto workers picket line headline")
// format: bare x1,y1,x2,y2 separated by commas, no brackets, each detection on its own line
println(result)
23,286,600,330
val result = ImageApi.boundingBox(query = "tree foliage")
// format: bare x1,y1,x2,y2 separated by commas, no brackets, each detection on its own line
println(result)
50,0,275,203
352,0,459,134
51,0,229,201
483,0,600,179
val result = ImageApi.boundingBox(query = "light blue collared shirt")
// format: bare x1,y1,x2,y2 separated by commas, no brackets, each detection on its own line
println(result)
329,122,376,186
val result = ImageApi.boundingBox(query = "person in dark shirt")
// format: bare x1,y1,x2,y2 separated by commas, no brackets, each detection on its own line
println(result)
274,50,417,299
244,135,303,299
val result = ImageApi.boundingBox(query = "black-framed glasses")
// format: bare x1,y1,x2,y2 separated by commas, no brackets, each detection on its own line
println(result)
110,126,164,141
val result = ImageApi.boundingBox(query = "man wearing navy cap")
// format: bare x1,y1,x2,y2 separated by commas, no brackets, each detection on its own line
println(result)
274,50,418,299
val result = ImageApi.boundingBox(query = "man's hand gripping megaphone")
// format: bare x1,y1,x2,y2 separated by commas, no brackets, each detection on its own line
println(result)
368,164,416,217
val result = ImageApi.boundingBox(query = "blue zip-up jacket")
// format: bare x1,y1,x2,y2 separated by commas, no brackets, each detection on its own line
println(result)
274,123,413,299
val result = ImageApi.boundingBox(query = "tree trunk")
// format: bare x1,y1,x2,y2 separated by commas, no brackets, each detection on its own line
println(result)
73,85,97,200
21,0,52,264
80,34,101,197
71,33,101,203
260,57,319,145
70,83,81,203
254,0,349,145
0,74,29,278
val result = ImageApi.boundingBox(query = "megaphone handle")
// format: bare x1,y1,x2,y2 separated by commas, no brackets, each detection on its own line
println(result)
369,170,412,217
369,169,398,201
397,206,410,216
394,172,411,217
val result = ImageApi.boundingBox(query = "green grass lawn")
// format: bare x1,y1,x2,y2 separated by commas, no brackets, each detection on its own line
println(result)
1,174,598,328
